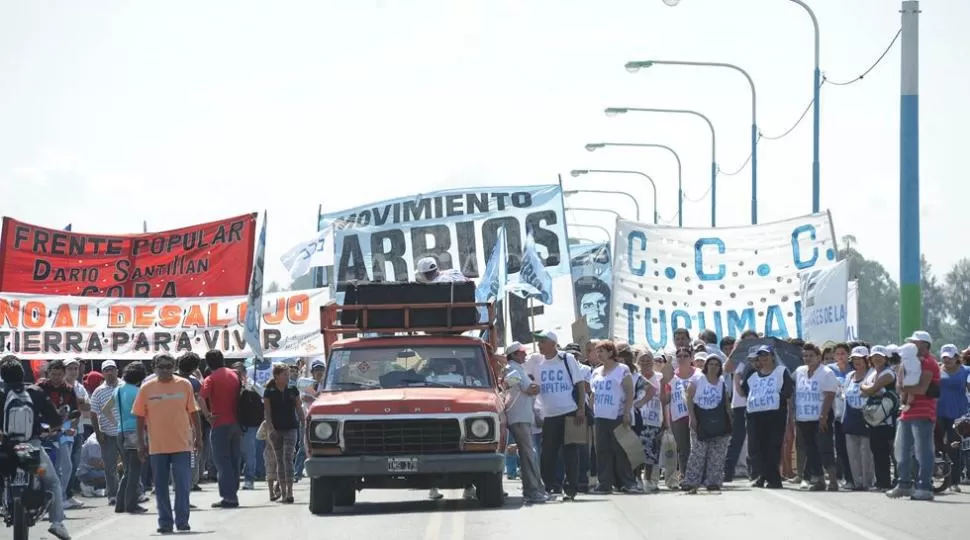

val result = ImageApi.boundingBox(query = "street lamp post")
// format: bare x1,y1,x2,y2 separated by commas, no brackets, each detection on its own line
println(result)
569,169,659,224
565,206,622,221
566,223,613,243
605,107,717,226
788,0,822,215
625,60,759,224
564,188,641,222
584,143,682,226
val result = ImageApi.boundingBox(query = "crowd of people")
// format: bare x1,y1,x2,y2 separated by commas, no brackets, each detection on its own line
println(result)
0,351,325,539
499,328,970,504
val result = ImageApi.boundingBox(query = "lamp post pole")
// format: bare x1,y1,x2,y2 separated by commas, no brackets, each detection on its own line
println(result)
564,188,640,222
569,169,659,224
584,143,682,226
625,60,758,224
605,107,717,226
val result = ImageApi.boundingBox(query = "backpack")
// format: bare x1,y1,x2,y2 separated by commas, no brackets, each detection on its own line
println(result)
237,384,264,428
3,387,35,443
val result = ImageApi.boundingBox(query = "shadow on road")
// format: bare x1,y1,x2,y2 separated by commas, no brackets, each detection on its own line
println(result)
323,496,528,516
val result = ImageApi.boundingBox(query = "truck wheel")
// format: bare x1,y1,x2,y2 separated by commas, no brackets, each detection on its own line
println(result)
476,472,505,508
334,485,356,507
309,477,335,515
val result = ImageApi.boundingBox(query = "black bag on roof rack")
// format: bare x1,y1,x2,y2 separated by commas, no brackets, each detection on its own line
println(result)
339,281,478,331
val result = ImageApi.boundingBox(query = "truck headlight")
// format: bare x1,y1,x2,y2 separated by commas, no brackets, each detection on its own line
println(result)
310,420,338,443
464,417,494,441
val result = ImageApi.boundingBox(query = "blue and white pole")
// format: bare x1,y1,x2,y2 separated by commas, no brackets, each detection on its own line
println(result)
899,0,921,339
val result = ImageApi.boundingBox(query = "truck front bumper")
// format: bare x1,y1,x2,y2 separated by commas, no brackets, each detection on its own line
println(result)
305,453,504,477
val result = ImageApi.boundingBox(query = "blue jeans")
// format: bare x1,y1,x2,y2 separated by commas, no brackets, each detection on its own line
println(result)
30,440,65,524
895,418,935,491
293,424,306,479
209,424,242,503
151,452,192,531
724,407,748,480
505,429,520,477
241,426,259,483
56,438,74,498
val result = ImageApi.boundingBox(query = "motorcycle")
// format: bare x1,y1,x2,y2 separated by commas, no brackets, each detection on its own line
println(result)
0,409,81,540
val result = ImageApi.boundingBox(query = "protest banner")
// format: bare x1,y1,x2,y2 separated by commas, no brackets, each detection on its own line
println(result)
612,213,838,350
570,242,612,340
0,288,328,360
799,259,848,344
319,185,574,344
847,279,859,341
0,214,257,298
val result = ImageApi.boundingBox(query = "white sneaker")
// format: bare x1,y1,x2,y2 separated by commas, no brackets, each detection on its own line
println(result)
428,488,443,500
48,522,71,540
243,481,254,490
63,497,85,509
79,483,96,498
462,486,476,500
94,489,105,498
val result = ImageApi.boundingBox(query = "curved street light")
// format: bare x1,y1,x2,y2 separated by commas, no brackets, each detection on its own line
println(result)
566,223,612,243
584,143,682,226
564,188,640,222
605,107,717,226
569,169,658,224
625,59,759,224
565,206,622,221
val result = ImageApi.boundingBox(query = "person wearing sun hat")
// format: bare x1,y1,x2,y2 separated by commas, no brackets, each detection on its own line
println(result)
527,329,586,501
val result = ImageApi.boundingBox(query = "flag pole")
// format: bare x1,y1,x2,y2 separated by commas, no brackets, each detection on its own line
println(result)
528,296,537,352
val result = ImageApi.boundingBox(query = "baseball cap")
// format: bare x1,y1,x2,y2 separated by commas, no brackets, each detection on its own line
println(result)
505,342,525,355
940,344,960,359
533,330,558,344
102,360,118,370
746,346,760,359
64,358,80,367
693,351,709,363
756,345,773,356
869,345,889,358
906,330,932,344
310,359,326,371
850,346,869,358
416,257,438,274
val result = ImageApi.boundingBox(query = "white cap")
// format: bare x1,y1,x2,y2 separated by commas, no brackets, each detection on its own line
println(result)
693,351,709,362
907,330,933,344
505,342,525,355
64,358,80,367
102,360,117,370
940,344,960,359
886,344,899,354
533,330,558,344
310,359,326,370
869,345,889,358
416,257,438,273
850,346,869,358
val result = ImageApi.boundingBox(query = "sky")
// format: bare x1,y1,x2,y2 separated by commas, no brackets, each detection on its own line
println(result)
1,0,964,288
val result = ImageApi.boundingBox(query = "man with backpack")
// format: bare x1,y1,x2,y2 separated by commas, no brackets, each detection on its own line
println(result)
0,355,72,540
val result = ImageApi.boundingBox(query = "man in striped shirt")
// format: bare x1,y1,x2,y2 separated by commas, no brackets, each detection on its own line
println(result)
90,360,122,504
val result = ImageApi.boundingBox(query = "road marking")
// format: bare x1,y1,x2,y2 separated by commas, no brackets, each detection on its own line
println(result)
762,489,902,540
424,510,443,540
450,510,465,540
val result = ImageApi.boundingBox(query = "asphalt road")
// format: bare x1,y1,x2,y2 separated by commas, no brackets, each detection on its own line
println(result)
32,478,968,540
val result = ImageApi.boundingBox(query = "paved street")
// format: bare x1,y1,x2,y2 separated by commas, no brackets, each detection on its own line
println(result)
35,479,968,540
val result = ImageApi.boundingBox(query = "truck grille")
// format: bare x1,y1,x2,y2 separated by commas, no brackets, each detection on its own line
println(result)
342,418,462,455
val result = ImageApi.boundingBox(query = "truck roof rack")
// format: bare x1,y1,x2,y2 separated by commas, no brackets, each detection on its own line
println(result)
320,300,496,356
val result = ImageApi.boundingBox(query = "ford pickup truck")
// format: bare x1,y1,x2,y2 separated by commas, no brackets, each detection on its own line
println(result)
304,284,506,515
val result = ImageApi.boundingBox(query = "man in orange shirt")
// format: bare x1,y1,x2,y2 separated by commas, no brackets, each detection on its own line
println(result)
133,353,202,534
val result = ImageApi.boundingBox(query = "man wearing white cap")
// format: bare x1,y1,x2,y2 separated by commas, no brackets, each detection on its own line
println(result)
529,330,586,501
414,256,469,283
887,330,941,501
502,342,550,503
89,360,122,504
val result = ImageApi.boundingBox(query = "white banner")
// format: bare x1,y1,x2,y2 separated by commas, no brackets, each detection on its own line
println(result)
799,259,848,344
847,280,859,341
281,224,334,282
612,213,837,350
0,289,329,360
319,185,575,344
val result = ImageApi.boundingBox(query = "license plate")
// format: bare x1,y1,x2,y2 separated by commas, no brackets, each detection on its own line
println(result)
386,457,418,473
11,470,28,487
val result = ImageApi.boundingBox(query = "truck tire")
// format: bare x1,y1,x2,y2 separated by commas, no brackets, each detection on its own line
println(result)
334,485,356,507
476,472,504,508
309,477,335,515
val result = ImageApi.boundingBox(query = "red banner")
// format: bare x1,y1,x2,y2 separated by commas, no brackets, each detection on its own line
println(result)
0,214,257,298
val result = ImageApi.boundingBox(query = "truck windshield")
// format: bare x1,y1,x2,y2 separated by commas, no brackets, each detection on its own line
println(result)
323,345,491,391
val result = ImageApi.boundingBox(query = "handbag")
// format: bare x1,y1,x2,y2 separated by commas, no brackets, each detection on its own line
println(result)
695,385,732,441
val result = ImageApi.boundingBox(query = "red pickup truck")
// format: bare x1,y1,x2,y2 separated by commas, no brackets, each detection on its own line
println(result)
303,288,507,515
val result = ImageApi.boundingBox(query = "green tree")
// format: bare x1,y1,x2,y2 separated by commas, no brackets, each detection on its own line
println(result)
840,245,899,344
943,259,970,346
921,255,947,342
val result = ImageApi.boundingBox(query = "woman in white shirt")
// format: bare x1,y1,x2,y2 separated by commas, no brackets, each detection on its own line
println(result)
683,355,733,492
634,349,665,493
589,340,639,494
